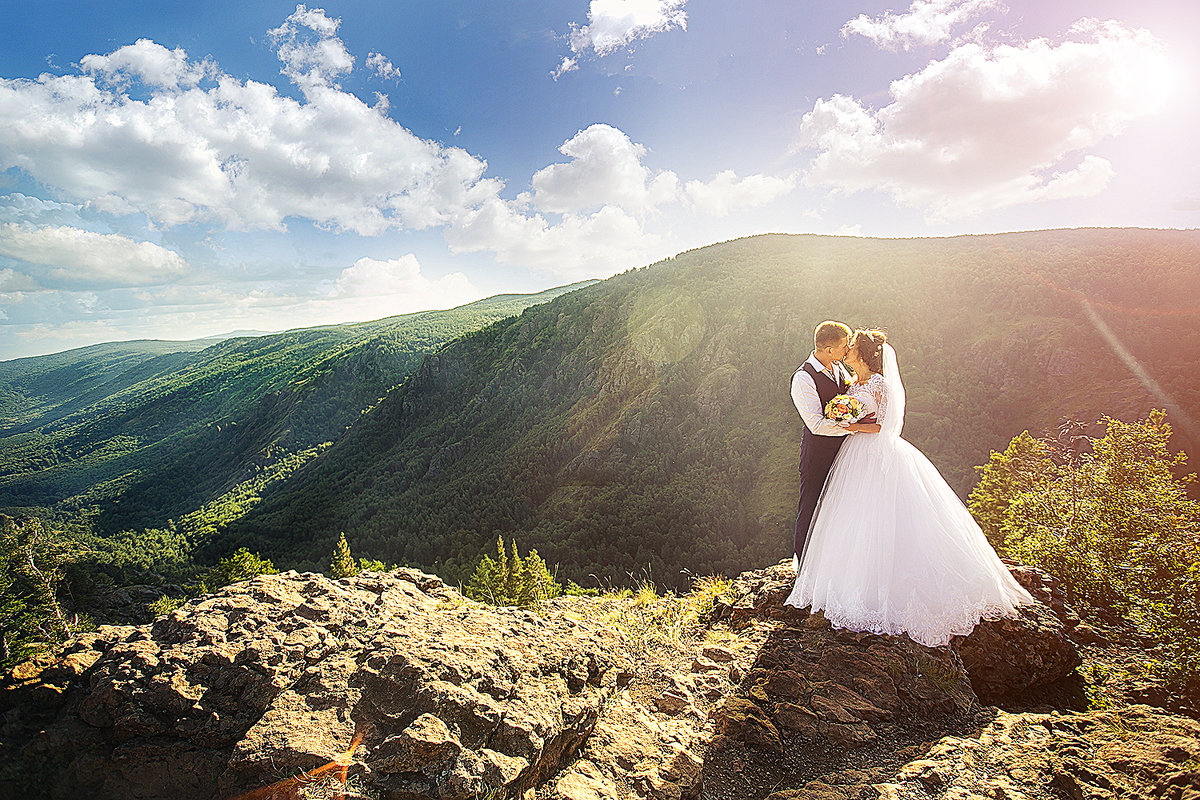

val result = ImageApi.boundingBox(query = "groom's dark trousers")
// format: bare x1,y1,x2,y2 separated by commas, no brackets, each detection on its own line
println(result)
794,362,848,559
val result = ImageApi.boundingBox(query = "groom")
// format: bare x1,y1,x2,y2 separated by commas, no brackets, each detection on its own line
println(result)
790,320,867,566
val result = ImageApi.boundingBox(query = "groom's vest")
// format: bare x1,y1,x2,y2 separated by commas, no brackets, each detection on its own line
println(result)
796,362,848,474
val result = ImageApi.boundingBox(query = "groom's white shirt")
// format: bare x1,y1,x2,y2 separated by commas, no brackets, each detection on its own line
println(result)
791,353,852,438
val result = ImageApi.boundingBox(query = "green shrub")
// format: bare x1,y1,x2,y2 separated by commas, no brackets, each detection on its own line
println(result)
196,547,278,593
464,536,561,607
330,533,358,578
148,595,184,617
970,411,1199,692
0,515,88,668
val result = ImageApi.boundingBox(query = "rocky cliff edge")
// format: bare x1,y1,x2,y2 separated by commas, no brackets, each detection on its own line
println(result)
2,562,1197,800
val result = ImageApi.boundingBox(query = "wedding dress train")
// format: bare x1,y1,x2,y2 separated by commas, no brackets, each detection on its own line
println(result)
784,345,1032,647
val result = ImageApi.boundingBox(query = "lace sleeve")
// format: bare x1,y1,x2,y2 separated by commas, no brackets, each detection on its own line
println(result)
869,374,888,424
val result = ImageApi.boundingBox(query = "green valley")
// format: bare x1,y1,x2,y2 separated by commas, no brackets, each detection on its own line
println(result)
213,229,1200,587
0,283,591,541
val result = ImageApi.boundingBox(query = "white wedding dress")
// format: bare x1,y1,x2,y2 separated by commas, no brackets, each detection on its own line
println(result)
785,344,1033,647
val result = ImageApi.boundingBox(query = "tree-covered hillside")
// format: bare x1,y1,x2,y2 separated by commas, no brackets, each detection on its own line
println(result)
0,284,590,533
224,230,1200,586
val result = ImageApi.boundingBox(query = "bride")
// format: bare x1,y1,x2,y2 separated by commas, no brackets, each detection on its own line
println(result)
785,329,1033,646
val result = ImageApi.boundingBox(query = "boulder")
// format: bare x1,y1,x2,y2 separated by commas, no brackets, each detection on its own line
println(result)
0,558,1136,800
721,559,1083,706
2,570,629,800
886,705,1200,800
952,566,1083,703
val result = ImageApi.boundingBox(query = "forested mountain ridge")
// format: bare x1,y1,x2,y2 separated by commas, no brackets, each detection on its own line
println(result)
0,284,591,534
223,229,1200,585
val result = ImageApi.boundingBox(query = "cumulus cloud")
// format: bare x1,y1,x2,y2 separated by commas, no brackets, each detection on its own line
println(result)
447,124,796,276
0,7,793,285
446,197,657,279
332,254,475,305
530,124,679,214
798,19,1169,221
0,32,499,235
0,224,189,287
684,171,796,217
556,0,688,76
366,52,401,81
267,4,353,91
81,38,212,88
528,124,794,219
842,0,1003,51
0,267,39,291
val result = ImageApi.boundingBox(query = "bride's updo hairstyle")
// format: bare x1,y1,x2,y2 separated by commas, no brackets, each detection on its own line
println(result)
852,329,887,373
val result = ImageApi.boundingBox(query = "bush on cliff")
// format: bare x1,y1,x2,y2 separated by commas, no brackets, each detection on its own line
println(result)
0,515,87,668
970,410,1200,693
465,536,561,607
195,547,278,593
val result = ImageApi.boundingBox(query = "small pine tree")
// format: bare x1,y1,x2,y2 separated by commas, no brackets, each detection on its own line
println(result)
330,533,358,578
504,538,524,602
519,548,561,604
464,535,561,607
465,535,505,604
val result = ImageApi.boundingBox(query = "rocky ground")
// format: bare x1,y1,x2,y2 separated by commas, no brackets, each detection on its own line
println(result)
2,561,1197,800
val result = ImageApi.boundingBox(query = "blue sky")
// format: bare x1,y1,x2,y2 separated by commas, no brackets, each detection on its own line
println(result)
1,0,1196,359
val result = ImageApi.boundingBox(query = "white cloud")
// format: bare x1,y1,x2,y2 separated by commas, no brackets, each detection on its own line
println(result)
0,267,38,291
558,0,688,73
0,30,498,236
0,261,486,359
446,197,659,279
530,124,679,214
684,171,796,217
366,52,401,81
3,317,124,356
0,193,87,227
81,38,212,88
0,8,794,287
528,124,794,218
798,19,1169,221
842,0,1003,51
0,224,188,287
551,56,578,81
440,124,797,277
268,4,353,91
332,254,474,304
441,124,798,277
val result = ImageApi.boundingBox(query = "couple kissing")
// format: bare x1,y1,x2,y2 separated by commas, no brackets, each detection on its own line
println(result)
784,321,1031,647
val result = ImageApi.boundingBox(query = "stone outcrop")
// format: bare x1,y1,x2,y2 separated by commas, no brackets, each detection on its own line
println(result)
880,705,1200,800
2,569,630,800
5,558,1188,800
950,564,1083,703
715,560,1084,706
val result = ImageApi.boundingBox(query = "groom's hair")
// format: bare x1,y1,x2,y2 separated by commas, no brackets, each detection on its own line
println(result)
814,321,852,349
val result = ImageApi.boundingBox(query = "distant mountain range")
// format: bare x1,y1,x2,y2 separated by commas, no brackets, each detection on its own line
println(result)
220,229,1200,585
3,229,1198,589
0,283,592,536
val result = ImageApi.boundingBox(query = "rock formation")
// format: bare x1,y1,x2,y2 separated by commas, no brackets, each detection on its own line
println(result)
2,560,1195,800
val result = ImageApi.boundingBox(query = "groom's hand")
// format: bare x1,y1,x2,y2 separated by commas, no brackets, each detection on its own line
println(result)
860,414,877,424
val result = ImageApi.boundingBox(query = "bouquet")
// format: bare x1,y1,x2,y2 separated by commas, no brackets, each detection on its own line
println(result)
824,393,866,425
